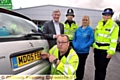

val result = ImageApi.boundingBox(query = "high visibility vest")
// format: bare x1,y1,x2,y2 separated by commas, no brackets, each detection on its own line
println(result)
49,45,79,79
62,22,78,40
93,19,119,55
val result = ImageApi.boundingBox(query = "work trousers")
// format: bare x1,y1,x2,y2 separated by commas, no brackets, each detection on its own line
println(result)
94,49,111,80
75,53,88,80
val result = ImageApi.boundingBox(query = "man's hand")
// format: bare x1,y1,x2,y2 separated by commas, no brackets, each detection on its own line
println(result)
53,35,59,39
49,55,57,63
106,54,112,59
41,52,49,59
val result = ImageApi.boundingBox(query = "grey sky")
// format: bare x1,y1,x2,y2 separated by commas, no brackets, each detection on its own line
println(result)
12,0,120,18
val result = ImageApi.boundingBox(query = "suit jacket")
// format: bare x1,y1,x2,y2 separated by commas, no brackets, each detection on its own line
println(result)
43,20,64,49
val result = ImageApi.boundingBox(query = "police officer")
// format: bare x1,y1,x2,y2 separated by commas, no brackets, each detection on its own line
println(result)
93,8,119,80
63,9,78,41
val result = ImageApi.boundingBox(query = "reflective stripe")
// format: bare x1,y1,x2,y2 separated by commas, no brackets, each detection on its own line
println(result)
111,39,117,42
108,22,116,37
51,45,57,74
97,22,116,38
67,34,73,38
68,34,73,36
64,64,75,75
108,36,110,38
52,64,56,68
63,72,67,75
64,64,68,75
69,65,75,74
96,41,110,44
52,45,57,55
97,33,110,38
64,30,69,33
64,52,76,75
53,63,68,75
66,52,76,63
110,47,116,51
98,33,108,37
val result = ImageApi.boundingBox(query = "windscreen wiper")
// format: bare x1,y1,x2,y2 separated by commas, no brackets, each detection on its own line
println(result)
24,33,42,37
23,29,46,39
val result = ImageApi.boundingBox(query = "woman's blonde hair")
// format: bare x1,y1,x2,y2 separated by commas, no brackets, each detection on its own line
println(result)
81,15,90,26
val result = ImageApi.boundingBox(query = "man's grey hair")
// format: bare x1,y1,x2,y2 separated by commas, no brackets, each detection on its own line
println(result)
52,9,61,15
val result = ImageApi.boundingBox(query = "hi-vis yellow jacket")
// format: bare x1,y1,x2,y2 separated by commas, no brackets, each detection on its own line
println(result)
62,22,78,40
93,19,119,55
49,45,79,79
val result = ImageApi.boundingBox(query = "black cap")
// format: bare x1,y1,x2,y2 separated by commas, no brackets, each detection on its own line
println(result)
66,9,75,17
102,8,114,15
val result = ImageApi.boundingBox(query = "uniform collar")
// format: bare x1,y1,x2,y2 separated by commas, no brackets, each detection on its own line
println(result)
58,46,71,60
65,20,76,24
100,18,112,22
64,46,71,57
99,18,113,26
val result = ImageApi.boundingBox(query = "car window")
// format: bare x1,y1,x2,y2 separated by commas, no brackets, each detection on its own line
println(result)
0,13,37,37
0,12,46,42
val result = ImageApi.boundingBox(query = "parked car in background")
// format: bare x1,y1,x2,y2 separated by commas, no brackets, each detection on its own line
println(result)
115,20,120,52
0,8,50,74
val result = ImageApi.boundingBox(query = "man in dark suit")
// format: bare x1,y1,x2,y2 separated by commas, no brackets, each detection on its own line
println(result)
43,9,64,49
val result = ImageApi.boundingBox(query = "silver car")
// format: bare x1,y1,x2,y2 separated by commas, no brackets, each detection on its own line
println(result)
0,8,50,74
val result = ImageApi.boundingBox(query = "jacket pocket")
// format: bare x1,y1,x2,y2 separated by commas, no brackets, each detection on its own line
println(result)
72,41,79,50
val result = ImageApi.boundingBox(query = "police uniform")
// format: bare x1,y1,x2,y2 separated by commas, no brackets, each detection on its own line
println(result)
63,9,78,41
93,8,119,80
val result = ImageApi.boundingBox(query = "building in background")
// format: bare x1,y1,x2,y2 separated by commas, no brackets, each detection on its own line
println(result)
13,5,102,29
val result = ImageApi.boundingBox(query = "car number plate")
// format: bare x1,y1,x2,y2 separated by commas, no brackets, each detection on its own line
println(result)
12,50,42,69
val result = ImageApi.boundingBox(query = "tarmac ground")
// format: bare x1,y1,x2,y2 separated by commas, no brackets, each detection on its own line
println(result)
83,48,120,80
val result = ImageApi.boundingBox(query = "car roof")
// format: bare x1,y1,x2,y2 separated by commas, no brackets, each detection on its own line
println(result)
0,8,31,21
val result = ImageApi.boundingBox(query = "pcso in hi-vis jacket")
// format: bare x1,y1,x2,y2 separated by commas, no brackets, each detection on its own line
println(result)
93,8,119,80
41,34,79,79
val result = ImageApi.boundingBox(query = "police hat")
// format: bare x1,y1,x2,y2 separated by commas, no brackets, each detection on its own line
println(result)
66,9,75,17
102,8,114,15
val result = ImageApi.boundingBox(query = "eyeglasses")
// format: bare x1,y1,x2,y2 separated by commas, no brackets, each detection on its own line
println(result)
57,41,68,44
82,19,88,21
